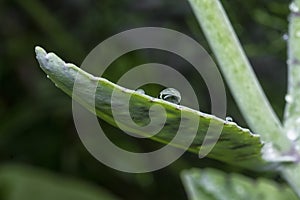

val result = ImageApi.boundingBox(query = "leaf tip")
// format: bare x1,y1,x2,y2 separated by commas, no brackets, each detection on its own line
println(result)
35,46,47,60
35,46,49,70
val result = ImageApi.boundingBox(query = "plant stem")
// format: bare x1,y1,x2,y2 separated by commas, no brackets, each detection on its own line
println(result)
282,0,300,197
188,0,291,152
284,0,300,147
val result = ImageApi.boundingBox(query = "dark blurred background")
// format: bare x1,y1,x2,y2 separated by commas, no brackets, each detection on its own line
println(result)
0,0,290,199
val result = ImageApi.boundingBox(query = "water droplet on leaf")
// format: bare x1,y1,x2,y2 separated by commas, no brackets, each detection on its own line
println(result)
282,33,289,41
225,116,233,122
135,89,145,95
287,129,299,141
159,88,181,104
285,94,293,103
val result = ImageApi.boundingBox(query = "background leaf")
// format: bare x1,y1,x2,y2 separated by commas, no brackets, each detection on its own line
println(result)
0,164,120,200
181,168,298,200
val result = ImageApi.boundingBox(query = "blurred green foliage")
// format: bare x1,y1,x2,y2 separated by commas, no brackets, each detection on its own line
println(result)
182,168,298,200
0,164,120,200
0,0,291,199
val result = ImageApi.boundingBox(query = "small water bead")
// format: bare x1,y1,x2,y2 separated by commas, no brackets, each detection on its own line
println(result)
282,33,289,41
46,75,50,79
159,88,181,104
290,2,300,13
135,89,145,95
225,116,233,122
287,128,299,141
285,94,293,103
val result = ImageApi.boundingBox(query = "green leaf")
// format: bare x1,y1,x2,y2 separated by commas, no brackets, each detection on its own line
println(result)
181,168,298,200
35,46,276,170
0,164,120,200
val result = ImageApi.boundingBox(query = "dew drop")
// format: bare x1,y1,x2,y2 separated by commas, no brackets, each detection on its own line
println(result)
159,88,181,104
135,89,145,94
290,2,300,13
285,94,293,103
282,33,289,41
287,129,299,141
225,116,233,122
46,75,50,79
